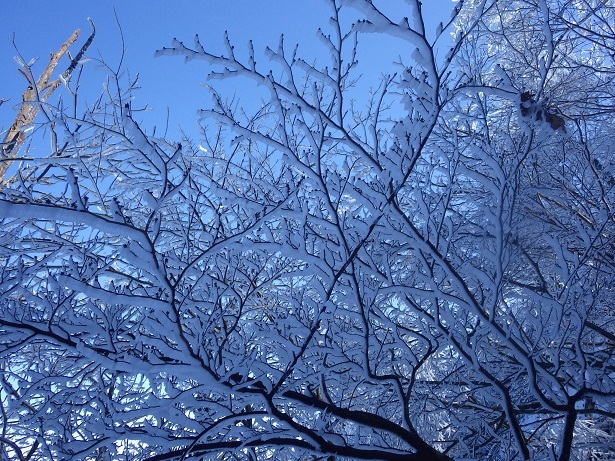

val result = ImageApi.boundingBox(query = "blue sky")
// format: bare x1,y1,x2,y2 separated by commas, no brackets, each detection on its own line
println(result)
1,1,456,141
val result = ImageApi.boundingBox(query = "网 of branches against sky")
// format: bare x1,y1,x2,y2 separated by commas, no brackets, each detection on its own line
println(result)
1,1,614,461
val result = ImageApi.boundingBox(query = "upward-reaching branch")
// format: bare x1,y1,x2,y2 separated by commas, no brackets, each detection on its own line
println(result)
1,19,96,180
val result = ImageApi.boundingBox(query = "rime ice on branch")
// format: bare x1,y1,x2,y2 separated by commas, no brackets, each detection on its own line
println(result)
1,1,614,461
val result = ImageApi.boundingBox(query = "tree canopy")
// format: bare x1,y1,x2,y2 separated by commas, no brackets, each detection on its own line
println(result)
1,1,614,461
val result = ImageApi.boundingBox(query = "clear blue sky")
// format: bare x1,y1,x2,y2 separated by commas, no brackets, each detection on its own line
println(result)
1,0,455,140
